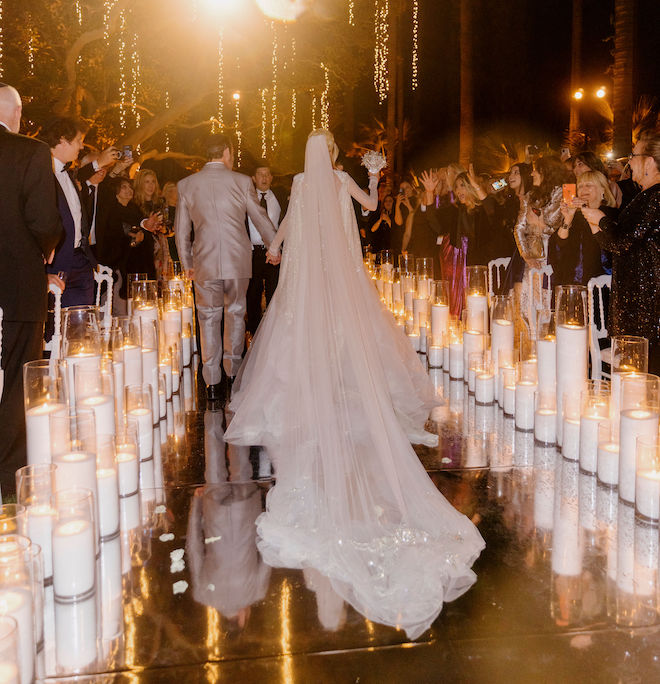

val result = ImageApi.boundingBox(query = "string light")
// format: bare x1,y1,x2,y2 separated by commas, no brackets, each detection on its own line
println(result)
130,32,141,128
412,0,419,90
75,0,83,26
270,21,278,151
373,0,389,104
260,88,268,157
118,10,127,130
311,92,317,130
104,0,117,45
291,89,296,129
320,63,330,130
27,27,36,77
348,0,355,26
164,90,170,152
216,30,224,131
233,92,242,167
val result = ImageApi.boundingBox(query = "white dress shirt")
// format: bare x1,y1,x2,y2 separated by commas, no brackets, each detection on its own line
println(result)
54,157,83,248
248,188,280,246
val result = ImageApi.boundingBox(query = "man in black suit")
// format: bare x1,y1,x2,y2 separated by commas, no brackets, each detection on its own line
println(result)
0,84,62,495
43,118,97,308
246,160,285,339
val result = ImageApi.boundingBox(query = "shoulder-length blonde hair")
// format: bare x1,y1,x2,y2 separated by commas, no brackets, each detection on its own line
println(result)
576,170,616,208
308,129,339,166
453,172,481,211
133,169,161,212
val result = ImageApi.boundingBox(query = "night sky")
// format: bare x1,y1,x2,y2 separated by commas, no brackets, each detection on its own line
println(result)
354,0,660,170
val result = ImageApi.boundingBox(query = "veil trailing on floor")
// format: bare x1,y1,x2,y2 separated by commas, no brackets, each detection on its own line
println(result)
225,133,484,639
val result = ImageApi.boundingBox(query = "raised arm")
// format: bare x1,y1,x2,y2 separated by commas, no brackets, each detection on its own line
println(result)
346,173,378,212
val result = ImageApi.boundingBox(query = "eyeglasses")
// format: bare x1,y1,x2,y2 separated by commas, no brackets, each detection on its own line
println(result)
628,152,647,160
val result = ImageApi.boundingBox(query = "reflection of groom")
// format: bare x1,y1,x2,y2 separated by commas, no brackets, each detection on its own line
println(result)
175,134,280,401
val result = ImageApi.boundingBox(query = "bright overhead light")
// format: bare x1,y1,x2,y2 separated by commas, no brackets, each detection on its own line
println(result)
232,91,240,101
596,86,607,99
573,88,584,100
256,0,309,22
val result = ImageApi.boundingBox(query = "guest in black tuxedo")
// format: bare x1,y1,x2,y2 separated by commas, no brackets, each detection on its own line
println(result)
0,85,62,494
246,160,285,338
42,118,97,308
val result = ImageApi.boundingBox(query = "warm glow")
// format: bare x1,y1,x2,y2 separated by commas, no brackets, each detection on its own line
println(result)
257,0,308,22
595,86,606,99
573,88,584,100
232,91,240,101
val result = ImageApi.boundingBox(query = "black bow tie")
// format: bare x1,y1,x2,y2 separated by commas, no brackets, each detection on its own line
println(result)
62,162,73,172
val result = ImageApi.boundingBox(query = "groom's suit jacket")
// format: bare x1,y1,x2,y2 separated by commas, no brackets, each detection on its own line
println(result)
175,162,277,282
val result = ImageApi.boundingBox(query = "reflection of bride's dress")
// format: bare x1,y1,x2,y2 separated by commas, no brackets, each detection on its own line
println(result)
225,133,484,639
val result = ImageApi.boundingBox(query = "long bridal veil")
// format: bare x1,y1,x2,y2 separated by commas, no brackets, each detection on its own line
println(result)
225,132,484,638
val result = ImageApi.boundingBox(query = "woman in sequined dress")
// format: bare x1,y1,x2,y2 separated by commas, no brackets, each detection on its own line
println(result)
582,131,660,375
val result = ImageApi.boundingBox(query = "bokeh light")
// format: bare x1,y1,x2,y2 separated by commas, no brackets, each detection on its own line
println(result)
256,0,309,22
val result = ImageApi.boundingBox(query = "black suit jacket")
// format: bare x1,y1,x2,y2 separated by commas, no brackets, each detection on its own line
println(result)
0,127,62,322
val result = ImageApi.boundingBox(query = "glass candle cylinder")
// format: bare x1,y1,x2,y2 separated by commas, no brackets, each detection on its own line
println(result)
465,265,489,334
618,373,660,505
0,539,34,684
125,272,148,316
0,615,19,684
467,351,484,394
536,309,556,395
430,280,449,343
116,426,140,541
497,349,515,408
490,295,515,392
555,286,588,448
610,335,649,426
463,330,485,382
61,308,101,407
561,392,582,462
0,506,25,538
140,318,160,419
635,438,660,522
96,436,120,541
75,361,115,438
125,385,155,494
535,390,557,445
475,360,496,405
597,420,619,487
515,361,538,432
113,316,142,391
160,287,183,340
448,322,464,380
132,280,159,326
52,488,96,600
501,366,517,416
16,464,56,583
23,360,66,466
579,380,611,474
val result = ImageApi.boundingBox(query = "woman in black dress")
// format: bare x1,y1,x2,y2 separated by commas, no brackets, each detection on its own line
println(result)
582,131,660,375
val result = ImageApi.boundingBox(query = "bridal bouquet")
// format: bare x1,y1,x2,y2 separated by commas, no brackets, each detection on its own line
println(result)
361,150,387,175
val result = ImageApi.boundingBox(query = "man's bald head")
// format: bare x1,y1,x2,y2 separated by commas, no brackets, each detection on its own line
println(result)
0,84,22,133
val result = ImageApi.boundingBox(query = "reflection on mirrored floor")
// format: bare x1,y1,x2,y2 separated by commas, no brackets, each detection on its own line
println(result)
43,363,660,683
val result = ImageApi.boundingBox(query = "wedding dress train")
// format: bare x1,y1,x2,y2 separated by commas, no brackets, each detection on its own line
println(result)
225,134,484,638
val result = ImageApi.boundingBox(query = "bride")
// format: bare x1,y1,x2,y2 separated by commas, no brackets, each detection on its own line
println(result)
225,130,484,639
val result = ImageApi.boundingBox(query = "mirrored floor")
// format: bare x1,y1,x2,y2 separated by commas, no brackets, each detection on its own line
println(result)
43,363,660,683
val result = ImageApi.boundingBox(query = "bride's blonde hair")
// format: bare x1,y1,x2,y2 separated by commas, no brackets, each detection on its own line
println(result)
309,129,339,166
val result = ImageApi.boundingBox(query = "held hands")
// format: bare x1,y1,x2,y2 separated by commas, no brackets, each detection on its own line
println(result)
266,250,281,266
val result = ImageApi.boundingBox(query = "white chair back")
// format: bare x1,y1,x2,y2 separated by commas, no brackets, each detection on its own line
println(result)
587,274,612,380
526,265,553,330
94,264,114,328
43,284,63,362
488,257,511,297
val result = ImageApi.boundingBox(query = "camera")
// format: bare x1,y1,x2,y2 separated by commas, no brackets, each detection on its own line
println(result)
491,178,508,192
122,145,134,162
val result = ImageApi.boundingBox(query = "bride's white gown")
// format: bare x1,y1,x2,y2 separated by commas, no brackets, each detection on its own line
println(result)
225,135,484,639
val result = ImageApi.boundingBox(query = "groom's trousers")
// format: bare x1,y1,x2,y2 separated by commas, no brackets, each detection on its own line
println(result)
194,278,249,384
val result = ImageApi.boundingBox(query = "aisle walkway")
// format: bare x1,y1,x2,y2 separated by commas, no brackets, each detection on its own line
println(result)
44,365,660,683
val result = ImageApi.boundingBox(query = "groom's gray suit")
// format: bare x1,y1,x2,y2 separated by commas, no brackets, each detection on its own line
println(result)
175,161,277,384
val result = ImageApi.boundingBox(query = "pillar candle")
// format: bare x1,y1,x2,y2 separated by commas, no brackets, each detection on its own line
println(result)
579,414,602,474
556,324,588,447
618,408,659,504
636,469,660,521
534,408,556,445
78,395,115,437
0,588,33,684
52,519,95,598
515,381,536,431
96,467,119,539
475,372,495,405
25,403,66,466
431,303,449,341
449,342,464,380
537,336,556,394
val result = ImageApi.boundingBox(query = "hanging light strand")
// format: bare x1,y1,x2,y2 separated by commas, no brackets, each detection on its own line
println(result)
216,30,224,130
348,0,355,26
27,26,36,77
290,37,297,129
130,32,142,128
164,90,170,152
104,0,118,45
311,92,317,130
320,63,330,130
118,10,127,130
260,88,268,158
234,94,242,167
411,0,419,91
270,22,278,151
75,1,83,26
373,0,389,104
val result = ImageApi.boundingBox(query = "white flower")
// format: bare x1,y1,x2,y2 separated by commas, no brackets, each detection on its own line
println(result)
361,151,387,175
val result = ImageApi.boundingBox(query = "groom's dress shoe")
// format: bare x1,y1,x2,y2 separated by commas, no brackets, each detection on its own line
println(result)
206,383,223,402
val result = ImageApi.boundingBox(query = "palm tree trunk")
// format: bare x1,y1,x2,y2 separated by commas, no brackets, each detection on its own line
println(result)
569,0,583,141
612,0,635,155
459,0,473,167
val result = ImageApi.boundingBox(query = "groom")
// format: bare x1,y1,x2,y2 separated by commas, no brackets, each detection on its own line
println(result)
175,134,280,401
